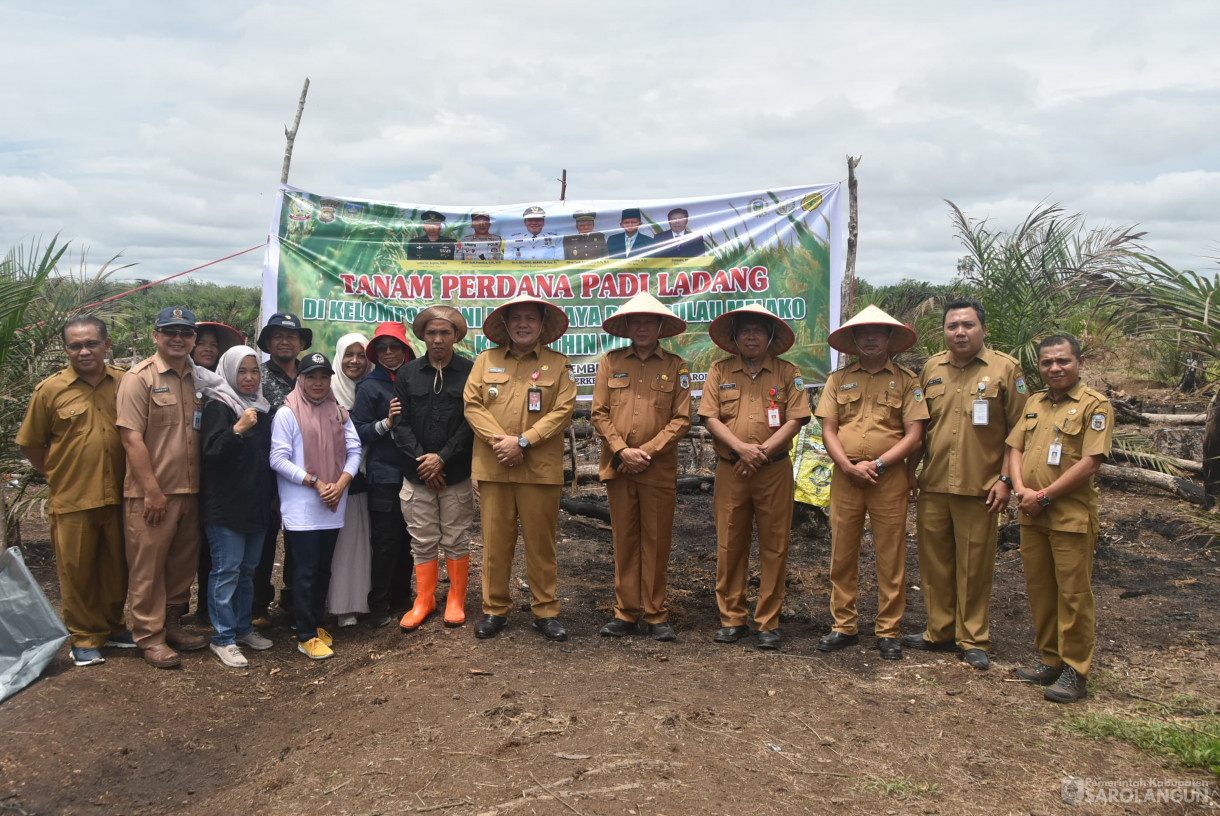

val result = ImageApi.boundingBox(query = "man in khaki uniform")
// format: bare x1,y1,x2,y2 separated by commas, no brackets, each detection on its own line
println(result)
815,305,927,660
905,298,1027,670
699,305,810,651
116,306,210,668
591,292,691,642
18,316,132,667
463,294,577,641
1007,333,1112,703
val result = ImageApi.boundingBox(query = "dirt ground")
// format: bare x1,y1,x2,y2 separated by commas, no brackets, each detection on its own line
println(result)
2,401,1218,815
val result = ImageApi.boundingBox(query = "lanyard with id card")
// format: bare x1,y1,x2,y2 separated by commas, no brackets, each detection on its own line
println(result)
972,381,989,425
1047,424,1062,466
527,369,542,412
767,387,781,428
193,390,203,430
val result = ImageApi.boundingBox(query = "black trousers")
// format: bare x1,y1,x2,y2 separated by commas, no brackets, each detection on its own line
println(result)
366,482,410,616
286,527,338,641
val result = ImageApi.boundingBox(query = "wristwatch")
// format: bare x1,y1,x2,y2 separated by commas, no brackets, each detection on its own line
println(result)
307,474,318,487
997,475,1013,486
874,458,887,475
518,435,529,449
1035,490,1051,507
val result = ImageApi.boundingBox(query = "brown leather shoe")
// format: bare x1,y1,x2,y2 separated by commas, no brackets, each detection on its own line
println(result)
165,603,209,651
142,643,181,668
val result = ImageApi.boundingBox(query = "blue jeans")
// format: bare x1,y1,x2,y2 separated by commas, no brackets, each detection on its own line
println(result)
285,528,339,642
206,524,265,645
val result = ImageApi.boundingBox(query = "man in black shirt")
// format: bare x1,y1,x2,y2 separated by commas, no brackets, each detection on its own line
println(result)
393,306,475,629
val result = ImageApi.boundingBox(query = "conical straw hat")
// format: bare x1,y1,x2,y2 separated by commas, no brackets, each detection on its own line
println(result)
601,291,686,338
827,304,917,355
708,303,796,356
482,293,569,347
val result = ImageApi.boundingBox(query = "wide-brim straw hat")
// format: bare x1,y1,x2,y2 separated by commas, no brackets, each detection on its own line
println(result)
196,322,245,355
412,305,468,343
601,291,686,339
708,304,796,356
482,293,569,347
827,304,917,355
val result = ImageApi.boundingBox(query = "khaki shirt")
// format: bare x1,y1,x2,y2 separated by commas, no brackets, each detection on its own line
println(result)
590,345,692,486
698,354,811,461
463,344,577,485
115,354,203,496
16,365,127,514
815,359,928,460
919,348,1028,497
1005,380,1113,533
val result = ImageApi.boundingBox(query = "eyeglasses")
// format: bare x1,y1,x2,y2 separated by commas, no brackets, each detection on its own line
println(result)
157,328,197,338
65,340,104,353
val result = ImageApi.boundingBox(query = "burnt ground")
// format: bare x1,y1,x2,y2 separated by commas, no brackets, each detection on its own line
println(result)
2,425,1219,815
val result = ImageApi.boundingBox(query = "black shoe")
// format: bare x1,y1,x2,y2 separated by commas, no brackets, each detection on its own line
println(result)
1015,663,1062,686
368,612,392,629
1044,666,1087,703
816,631,859,652
599,618,635,638
474,614,507,639
961,649,990,670
901,633,960,652
713,625,750,643
650,622,677,642
532,617,567,642
756,630,782,651
877,637,903,660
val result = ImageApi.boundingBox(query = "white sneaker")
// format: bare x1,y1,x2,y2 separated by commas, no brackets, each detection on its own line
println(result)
237,631,273,651
337,614,358,628
210,643,248,668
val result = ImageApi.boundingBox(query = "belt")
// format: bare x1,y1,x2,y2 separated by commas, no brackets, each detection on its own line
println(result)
718,454,788,467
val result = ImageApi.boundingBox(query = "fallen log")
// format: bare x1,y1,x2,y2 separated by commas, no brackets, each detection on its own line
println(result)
559,497,610,522
676,476,715,492
1109,448,1202,474
1098,463,1209,506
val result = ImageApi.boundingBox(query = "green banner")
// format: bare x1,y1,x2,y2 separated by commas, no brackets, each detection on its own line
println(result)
262,184,842,395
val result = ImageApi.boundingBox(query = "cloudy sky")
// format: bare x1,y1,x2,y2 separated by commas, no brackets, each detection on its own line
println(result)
3,1,1218,291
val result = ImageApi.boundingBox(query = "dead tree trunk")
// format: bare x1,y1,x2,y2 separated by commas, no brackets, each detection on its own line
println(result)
1204,388,1220,499
842,155,861,325
280,78,310,185
1098,463,1208,505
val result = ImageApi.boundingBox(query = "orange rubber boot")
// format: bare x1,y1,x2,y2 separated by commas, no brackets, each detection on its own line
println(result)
444,555,469,626
399,560,438,631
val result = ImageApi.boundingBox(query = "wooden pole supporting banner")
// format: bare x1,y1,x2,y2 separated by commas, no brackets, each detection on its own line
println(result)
281,78,311,185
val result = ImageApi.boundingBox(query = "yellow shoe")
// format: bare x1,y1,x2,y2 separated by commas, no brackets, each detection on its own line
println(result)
297,637,333,660
315,627,334,647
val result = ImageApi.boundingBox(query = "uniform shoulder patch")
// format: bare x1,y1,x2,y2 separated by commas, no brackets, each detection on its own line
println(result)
679,372,690,389
1015,376,1027,394
794,376,804,391
1090,413,1107,431
913,387,924,402
566,365,576,382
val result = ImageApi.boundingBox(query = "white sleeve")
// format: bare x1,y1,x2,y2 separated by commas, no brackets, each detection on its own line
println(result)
342,418,362,477
270,407,309,485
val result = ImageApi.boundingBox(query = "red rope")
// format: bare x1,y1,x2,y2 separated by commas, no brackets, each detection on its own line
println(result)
79,243,264,310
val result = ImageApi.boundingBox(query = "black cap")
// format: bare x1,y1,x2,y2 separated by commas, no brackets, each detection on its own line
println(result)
296,351,334,378
155,306,197,329
257,312,314,353
421,210,446,224
621,208,642,221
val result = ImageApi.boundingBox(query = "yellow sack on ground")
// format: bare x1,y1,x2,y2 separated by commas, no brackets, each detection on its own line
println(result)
791,417,832,508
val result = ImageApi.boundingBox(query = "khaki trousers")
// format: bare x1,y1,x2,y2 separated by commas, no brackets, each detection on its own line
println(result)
915,492,998,650
1019,525,1096,676
713,459,793,632
401,478,475,564
606,477,676,624
478,481,562,618
124,494,201,648
829,466,908,637
50,506,127,649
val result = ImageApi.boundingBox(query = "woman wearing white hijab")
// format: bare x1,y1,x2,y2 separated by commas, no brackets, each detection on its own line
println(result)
200,345,276,668
327,333,374,627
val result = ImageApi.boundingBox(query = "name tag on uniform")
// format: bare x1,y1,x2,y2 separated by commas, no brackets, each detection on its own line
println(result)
612,372,630,378
528,388,542,412
153,386,170,393
767,407,781,428
489,367,506,373
1047,443,1062,466
973,400,989,425
193,408,203,430
926,377,943,386
719,383,737,390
